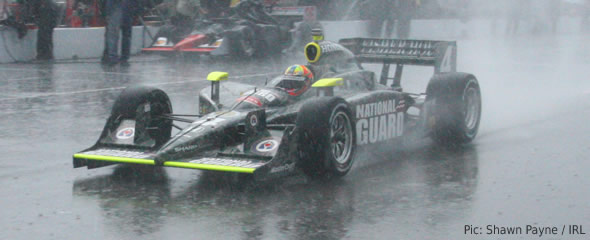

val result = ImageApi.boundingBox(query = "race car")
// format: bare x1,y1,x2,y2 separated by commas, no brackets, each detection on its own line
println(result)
142,0,317,57
74,33,481,180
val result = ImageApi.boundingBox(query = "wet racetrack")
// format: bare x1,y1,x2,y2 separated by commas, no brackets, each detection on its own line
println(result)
1,32,590,239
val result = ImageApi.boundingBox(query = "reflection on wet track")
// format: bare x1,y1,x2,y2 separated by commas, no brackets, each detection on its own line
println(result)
72,144,478,239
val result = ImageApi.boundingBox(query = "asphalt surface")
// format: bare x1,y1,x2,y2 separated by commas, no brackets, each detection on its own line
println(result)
1,32,590,240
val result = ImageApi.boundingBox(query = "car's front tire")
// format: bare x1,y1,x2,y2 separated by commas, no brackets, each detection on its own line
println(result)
296,97,356,178
106,86,173,148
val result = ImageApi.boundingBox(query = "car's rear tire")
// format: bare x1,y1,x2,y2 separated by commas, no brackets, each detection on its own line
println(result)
425,73,481,145
296,97,356,178
106,86,173,147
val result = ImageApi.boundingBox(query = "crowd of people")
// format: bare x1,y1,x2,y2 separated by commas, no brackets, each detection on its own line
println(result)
0,0,233,64
501,0,563,35
359,0,420,39
12,0,59,61
1,0,590,64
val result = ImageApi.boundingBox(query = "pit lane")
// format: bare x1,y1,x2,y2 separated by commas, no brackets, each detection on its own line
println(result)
1,32,590,240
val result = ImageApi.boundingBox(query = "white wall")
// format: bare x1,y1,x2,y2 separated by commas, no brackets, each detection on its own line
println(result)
0,25,158,63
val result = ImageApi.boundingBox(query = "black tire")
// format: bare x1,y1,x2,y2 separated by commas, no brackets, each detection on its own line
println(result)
296,97,356,177
108,86,173,147
232,27,256,58
425,73,481,145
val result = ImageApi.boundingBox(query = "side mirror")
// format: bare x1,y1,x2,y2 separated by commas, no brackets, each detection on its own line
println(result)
207,71,228,106
312,78,343,97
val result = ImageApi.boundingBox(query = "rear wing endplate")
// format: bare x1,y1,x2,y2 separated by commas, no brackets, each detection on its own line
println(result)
339,38,457,73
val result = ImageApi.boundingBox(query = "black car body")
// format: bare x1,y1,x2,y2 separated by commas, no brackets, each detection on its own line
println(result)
74,36,482,180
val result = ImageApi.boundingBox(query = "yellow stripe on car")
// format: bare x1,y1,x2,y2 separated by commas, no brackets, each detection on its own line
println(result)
73,154,156,165
164,161,255,173
312,78,343,87
73,154,255,173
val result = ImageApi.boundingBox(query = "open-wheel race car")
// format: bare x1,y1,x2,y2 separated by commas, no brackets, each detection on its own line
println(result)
74,34,482,180
142,0,317,57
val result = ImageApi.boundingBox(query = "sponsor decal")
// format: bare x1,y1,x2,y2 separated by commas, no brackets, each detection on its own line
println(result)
255,139,278,152
238,96,263,106
355,99,404,145
174,144,199,153
319,41,348,54
116,127,135,139
359,39,436,57
243,89,278,102
270,162,295,173
255,89,277,102
83,149,151,159
250,114,258,127
189,157,265,168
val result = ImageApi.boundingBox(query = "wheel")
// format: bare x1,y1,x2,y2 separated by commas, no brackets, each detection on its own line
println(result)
425,72,481,144
234,27,256,58
296,97,356,177
104,86,173,148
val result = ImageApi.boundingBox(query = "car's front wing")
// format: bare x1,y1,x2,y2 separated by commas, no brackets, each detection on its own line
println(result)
73,145,296,180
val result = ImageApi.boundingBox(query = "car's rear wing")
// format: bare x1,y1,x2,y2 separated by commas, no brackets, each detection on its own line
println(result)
339,38,456,72
338,38,457,89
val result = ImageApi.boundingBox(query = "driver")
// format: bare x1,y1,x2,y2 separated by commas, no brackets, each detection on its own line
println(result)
274,64,314,97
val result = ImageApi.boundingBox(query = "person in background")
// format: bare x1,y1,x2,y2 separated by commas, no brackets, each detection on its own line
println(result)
359,0,395,38
506,0,530,35
102,0,143,66
73,0,96,27
583,0,590,32
395,0,420,39
547,0,560,33
0,8,28,39
19,0,59,61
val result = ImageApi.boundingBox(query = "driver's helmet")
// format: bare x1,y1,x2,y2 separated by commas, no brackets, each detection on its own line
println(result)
276,65,314,96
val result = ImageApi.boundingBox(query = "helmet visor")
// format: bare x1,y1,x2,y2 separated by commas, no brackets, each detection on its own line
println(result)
276,76,306,90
